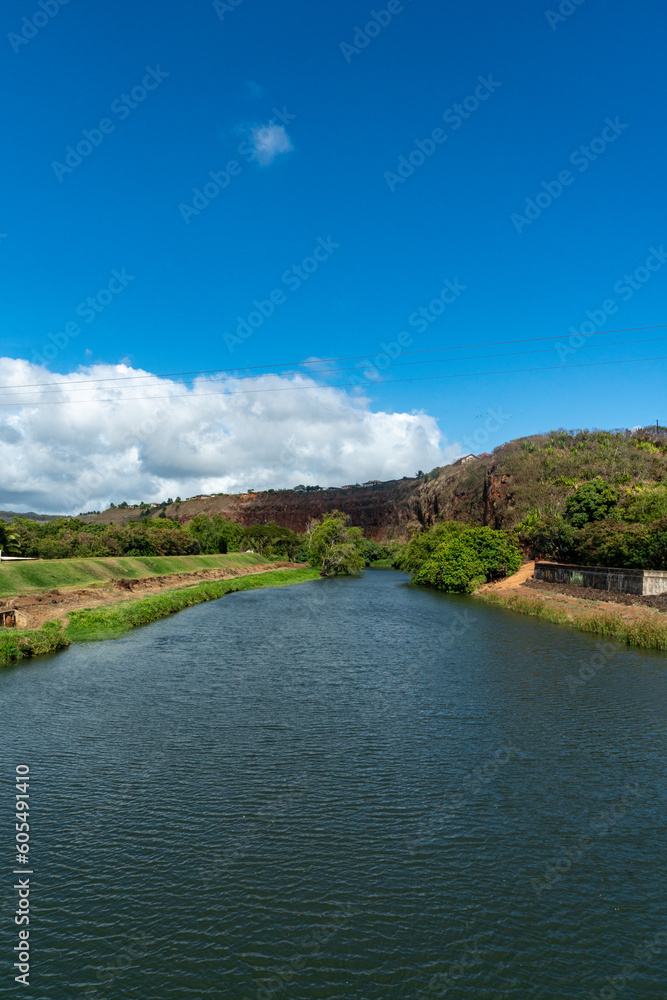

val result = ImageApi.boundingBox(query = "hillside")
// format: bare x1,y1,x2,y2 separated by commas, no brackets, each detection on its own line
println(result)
0,509,64,524
77,427,667,539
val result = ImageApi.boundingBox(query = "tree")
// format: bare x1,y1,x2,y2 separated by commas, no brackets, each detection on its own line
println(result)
187,514,241,554
410,525,522,594
307,511,366,577
0,521,21,556
564,479,620,529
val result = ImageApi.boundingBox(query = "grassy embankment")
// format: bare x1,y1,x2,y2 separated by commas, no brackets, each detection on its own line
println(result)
480,591,667,651
0,564,320,667
0,552,269,598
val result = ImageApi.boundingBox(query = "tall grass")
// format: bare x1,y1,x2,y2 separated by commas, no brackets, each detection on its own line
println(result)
0,622,70,668
481,591,667,651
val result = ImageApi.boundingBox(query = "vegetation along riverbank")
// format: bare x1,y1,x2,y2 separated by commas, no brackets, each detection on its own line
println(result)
0,566,319,668
476,563,667,651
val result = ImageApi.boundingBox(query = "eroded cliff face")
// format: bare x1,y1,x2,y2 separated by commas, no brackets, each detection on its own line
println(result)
78,457,515,539
481,469,515,528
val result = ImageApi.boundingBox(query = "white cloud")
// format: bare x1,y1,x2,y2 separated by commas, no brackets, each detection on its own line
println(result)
0,358,461,514
250,123,293,166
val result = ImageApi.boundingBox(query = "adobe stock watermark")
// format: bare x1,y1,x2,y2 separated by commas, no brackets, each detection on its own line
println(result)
459,406,511,455
8,0,72,54
32,268,135,367
410,745,522,852
249,904,355,1000
198,776,309,888
340,0,415,63
586,922,667,1000
384,75,501,192
531,781,644,896
563,640,619,693
352,276,468,386
178,107,296,224
277,273,466,472
52,66,170,182
555,245,667,362
546,0,587,31
415,931,494,999
81,933,154,1000
213,0,247,21
222,236,339,353
63,399,168,514
511,117,629,233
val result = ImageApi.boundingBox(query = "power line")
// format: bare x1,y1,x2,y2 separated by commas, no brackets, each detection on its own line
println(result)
3,334,667,399
2,321,666,392
1,354,666,406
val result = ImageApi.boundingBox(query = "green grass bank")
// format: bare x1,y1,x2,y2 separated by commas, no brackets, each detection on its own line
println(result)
480,591,667,651
0,566,320,667
0,552,269,598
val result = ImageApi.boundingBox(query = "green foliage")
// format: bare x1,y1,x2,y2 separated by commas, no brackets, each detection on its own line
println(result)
12,516,200,559
634,440,660,454
240,522,301,560
618,485,667,524
0,621,69,668
400,523,522,593
186,514,242,554
307,511,366,577
564,478,620,529
397,522,468,574
362,538,403,567
0,521,21,555
518,512,575,561
519,508,667,570
469,428,667,528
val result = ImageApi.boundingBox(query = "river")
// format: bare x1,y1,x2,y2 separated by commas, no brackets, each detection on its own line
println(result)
0,570,665,998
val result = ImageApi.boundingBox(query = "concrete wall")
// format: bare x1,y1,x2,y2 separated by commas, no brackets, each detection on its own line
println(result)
534,562,667,596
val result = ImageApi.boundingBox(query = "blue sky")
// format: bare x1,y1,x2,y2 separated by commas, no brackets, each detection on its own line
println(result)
1,0,666,509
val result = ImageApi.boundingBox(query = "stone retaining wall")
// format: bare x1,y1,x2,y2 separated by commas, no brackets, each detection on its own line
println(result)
534,562,667,596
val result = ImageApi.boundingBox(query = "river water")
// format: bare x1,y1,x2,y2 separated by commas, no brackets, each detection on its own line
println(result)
0,570,665,999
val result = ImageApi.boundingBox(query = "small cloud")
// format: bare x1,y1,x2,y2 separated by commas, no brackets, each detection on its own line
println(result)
245,80,264,99
251,123,293,166
85,348,93,357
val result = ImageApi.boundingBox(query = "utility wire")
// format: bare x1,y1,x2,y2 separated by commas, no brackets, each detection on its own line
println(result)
1,354,666,406
2,334,667,399
2,322,666,392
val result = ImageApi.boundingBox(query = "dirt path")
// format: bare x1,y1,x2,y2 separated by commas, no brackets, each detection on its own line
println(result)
477,560,536,593
1,562,305,629
476,560,666,625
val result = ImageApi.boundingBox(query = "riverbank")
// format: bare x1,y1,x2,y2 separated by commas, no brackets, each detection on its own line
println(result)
2,559,300,629
477,561,667,651
0,552,270,598
0,566,319,667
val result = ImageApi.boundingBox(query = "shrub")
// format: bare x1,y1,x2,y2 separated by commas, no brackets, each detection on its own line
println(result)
564,479,620,529
404,524,522,593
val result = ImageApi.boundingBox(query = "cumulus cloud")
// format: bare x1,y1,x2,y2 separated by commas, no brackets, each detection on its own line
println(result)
0,358,461,514
250,123,293,166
